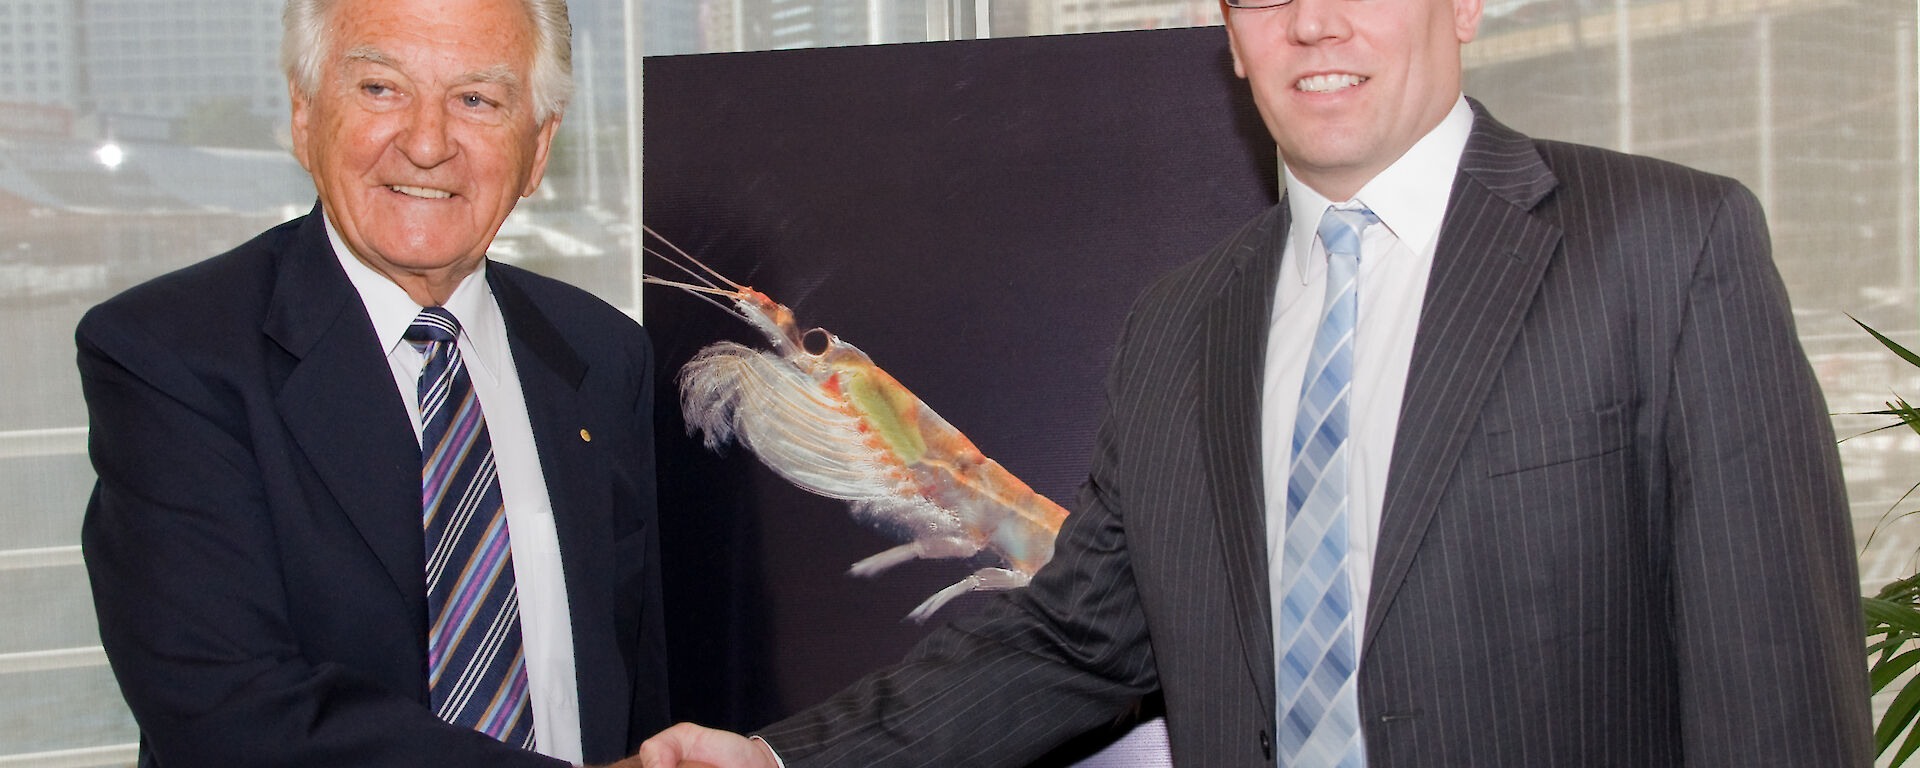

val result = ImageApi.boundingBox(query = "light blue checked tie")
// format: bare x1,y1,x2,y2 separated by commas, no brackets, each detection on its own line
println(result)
1278,207,1376,768
407,308,536,748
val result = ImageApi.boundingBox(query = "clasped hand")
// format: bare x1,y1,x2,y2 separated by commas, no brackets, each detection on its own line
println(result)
619,722,780,768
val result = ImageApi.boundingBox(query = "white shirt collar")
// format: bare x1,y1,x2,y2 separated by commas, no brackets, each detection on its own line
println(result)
323,212,505,386
1286,95,1475,280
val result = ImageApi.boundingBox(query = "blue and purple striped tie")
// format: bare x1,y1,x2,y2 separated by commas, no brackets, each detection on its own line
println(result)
1277,207,1376,768
407,307,535,748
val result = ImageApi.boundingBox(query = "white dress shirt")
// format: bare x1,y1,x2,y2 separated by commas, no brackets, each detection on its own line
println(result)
327,218,584,763
1261,95,1474,669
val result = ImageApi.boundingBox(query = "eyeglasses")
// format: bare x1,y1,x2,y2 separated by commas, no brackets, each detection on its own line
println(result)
1223,0,1294,8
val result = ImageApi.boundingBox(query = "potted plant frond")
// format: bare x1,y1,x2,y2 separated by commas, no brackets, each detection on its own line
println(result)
1856,318,1920,764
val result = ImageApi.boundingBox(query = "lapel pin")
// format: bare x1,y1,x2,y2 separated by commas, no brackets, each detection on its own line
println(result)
579,428,592,442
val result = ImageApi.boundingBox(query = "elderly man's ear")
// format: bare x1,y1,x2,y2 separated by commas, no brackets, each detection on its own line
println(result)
521,114,562,199
289,82,313,174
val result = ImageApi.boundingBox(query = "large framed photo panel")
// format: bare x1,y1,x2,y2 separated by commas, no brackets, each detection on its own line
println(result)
643,26,1276,765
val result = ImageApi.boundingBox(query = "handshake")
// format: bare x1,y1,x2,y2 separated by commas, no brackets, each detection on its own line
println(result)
600,724,779,768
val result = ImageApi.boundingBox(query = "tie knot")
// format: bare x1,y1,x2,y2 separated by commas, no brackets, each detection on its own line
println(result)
1317,207,1379,259
405,307,461,344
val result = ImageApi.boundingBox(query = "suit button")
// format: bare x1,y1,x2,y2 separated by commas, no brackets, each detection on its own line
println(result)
1259,729,1273,760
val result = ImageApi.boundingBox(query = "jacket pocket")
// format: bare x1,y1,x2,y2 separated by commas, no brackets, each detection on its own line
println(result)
1483,404,1632,477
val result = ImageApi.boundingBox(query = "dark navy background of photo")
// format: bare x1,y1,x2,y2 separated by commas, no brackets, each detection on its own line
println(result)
642,26,1276,764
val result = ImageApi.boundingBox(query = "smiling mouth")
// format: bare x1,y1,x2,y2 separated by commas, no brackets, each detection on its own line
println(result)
389,184,453,199
1296,74,1367,94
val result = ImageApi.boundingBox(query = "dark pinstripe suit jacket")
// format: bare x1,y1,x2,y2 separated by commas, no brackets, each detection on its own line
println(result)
757,102,1873,766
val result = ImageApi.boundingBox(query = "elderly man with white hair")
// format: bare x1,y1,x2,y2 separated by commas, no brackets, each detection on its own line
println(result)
76,0,668,765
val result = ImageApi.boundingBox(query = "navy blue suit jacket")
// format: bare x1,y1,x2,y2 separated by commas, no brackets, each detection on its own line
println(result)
78,208,668,766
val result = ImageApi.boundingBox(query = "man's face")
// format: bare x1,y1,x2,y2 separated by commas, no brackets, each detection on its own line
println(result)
290,0,559,303
1225,0,1483,201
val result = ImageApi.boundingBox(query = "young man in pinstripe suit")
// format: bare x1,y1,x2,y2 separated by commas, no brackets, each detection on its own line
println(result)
642,0,1873,763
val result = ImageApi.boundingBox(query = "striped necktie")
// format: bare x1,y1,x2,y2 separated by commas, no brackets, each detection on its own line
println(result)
406,307,536,748
1277,207,1377,768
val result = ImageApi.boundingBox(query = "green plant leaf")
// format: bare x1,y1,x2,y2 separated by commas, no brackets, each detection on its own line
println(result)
1866,597,1920,633
1854,316,1920,370
1876,668,1920,753
1899,718,1920,767
1843,421,1919,442
1892,398,1920,437
1880,576,1920,602
1872,648,1920,694
1872,632,1917,655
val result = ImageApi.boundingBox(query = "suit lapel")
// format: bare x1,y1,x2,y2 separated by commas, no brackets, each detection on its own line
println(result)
487,269,627,751
486,272,604,617
1362,104,1563,655
1199,205,1290,723
486,271,601,605
265,210,426,628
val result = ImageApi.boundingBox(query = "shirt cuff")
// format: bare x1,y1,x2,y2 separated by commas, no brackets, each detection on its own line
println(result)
749,735,786,768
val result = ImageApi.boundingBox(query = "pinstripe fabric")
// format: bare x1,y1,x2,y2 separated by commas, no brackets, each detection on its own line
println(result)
408,308,536,749
757,100,1870,767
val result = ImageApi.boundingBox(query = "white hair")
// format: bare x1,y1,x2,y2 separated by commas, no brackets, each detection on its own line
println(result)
280,0,573,123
